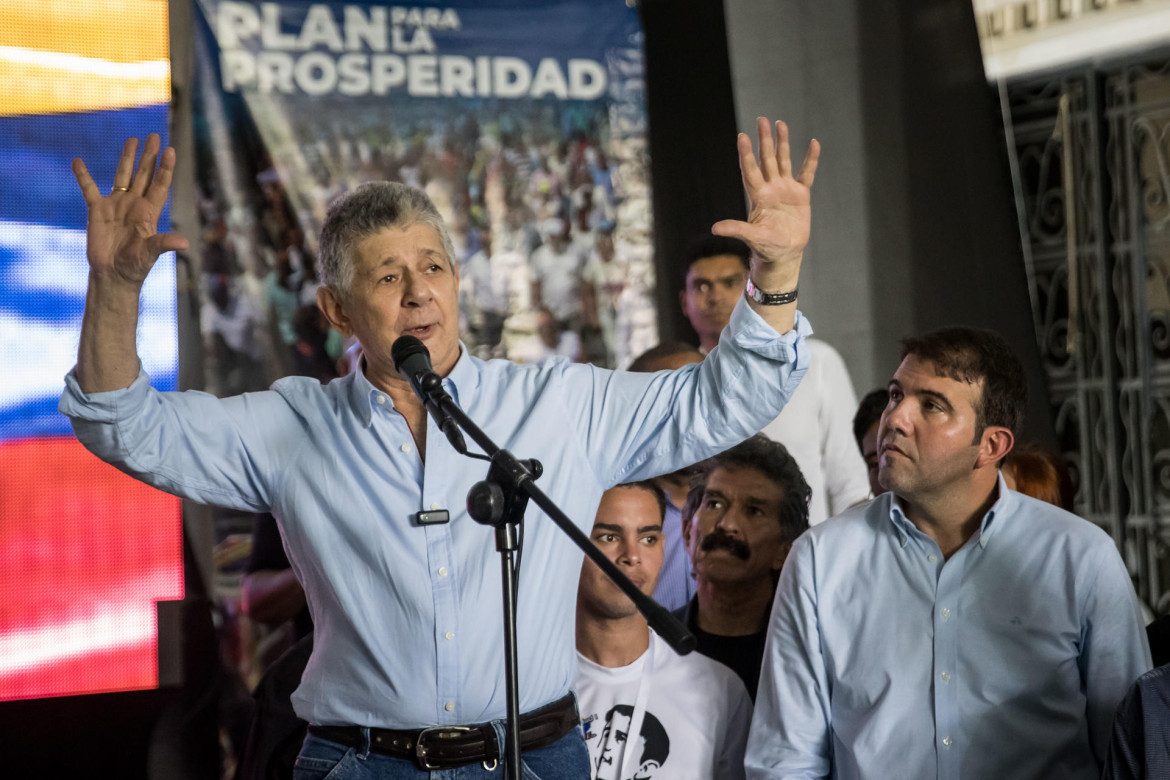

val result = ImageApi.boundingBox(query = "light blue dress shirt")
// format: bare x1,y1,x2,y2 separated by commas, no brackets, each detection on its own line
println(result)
745,477,1151,780
60,298,809,729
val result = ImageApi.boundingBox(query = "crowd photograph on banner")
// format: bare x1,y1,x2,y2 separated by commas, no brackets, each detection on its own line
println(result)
192,0,655,408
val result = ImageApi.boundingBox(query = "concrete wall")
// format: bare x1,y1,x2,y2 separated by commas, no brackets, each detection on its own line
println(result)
723,0,911,394
723,0,1055,446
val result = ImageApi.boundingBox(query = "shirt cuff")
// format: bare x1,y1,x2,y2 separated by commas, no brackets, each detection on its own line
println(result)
58,364,151,422
724,294,813,363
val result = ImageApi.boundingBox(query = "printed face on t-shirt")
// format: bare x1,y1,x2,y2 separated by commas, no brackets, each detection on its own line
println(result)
595,706,668,780
596,709,630,779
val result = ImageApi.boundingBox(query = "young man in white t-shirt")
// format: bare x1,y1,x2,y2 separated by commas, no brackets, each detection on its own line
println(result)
576,482,752,780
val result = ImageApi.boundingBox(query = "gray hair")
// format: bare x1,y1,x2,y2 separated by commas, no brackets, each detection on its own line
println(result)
317,181,457,300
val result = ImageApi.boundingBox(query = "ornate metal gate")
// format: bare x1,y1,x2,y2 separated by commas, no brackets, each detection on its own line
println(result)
1005,53,1170,613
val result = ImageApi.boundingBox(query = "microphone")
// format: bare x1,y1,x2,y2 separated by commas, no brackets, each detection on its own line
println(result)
390,335,467,454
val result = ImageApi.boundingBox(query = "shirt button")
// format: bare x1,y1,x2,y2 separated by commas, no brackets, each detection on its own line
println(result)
376,395,386,405
927,554,938,563
941,607,951,621
942,736,953,749
941,671,951,682
400,443,411,453
438,567,449,577
445,702,455,712
445,631,455,640
430,502,441,511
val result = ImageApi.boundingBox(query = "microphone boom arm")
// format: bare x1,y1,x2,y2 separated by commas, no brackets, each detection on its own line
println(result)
391,334,695,778
434,392,696,656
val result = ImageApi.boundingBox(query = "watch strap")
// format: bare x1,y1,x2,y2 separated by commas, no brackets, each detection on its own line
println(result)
745,278,798,306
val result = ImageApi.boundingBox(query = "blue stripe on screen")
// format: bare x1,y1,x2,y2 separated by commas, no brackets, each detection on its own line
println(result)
0,377,166,441
0,105,171,231
1,104,178,442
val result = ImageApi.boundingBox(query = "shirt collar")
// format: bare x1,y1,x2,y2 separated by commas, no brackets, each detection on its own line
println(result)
885,473,1016,549
347,342,480,427
444,341,479,405
886,494,914,547
978,471,1015,547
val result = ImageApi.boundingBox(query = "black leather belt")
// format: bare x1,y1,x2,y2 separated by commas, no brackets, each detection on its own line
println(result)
308,693,578,770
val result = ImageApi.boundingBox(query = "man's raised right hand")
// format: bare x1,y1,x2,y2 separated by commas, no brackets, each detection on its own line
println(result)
72,133,189,287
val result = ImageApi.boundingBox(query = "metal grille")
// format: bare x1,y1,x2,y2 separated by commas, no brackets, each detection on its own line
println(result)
1006,53,1170,612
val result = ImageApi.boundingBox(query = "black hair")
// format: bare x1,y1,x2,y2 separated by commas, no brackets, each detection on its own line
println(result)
899,326,1027,438
628,342,704,373
689,434,810,543
615,480,667,523
852,388,889,449
678,233,751,291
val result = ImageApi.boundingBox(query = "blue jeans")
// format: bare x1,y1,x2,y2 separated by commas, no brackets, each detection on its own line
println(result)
293,720,590,779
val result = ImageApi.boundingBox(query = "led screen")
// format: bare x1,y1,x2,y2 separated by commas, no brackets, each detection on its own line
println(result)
0,0,184,701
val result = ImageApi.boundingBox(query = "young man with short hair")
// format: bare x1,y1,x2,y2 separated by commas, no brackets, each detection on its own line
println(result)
678,235,868,526
576,482,751,780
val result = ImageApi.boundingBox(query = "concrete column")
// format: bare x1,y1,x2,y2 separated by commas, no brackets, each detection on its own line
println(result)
723,0,911,392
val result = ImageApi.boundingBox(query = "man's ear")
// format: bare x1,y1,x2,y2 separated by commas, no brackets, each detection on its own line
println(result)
977,426,1014,470
317,286,354,338
678,288,688,317
682,512,700,558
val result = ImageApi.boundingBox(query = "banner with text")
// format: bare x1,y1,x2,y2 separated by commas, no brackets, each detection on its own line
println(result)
193,0,656,402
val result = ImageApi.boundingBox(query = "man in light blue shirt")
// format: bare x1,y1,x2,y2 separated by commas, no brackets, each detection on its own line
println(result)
745,327,1151,779
61,118,820,777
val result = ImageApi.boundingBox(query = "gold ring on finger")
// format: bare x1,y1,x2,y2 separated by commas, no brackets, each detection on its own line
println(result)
112,186,130,192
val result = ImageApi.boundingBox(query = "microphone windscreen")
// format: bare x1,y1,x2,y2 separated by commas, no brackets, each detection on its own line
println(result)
391,335,430,374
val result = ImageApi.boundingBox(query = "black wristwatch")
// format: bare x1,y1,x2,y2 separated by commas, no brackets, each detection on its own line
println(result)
745,278,798,306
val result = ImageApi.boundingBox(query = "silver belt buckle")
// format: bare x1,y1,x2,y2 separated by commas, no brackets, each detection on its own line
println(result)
414,725,474,770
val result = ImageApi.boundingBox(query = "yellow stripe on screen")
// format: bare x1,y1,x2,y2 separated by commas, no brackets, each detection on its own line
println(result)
0,0,170,116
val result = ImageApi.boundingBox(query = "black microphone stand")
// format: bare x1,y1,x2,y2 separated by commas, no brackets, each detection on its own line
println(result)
416,384,696,780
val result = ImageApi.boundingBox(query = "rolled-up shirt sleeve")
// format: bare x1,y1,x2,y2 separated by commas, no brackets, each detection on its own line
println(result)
562,297,812,487
58,365,291,512
59,297,810,512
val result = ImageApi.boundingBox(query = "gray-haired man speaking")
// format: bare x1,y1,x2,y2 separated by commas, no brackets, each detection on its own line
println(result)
60,117,818,777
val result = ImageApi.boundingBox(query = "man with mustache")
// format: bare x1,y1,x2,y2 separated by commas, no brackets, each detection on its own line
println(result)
674,435,811,699
575,482,751,780
746,327,1151,779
